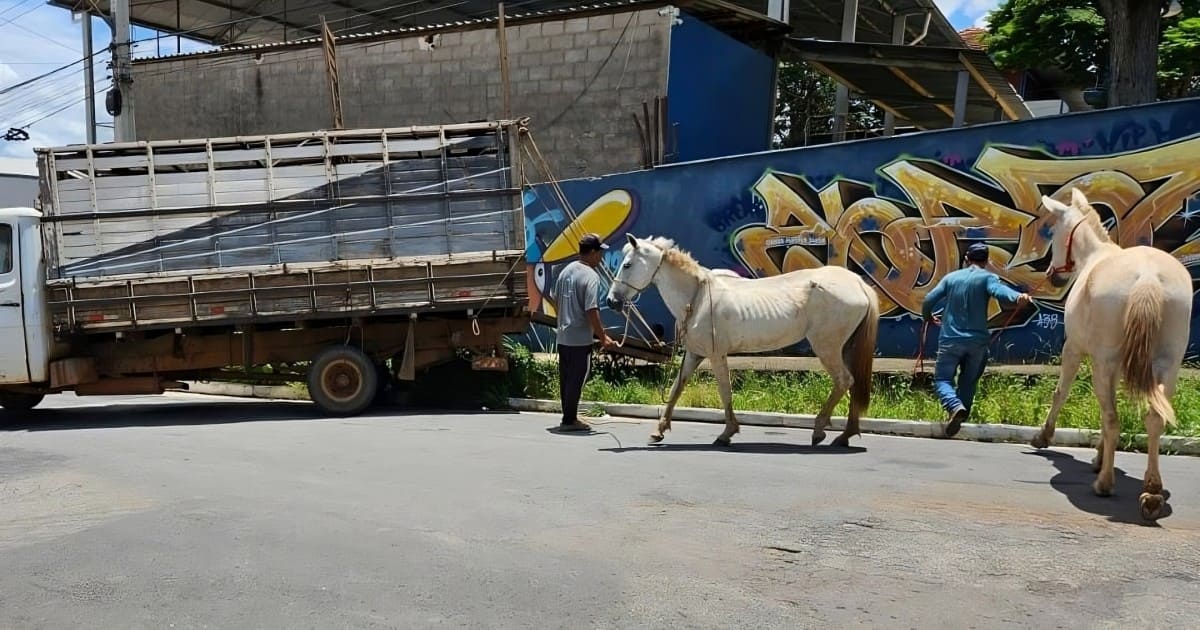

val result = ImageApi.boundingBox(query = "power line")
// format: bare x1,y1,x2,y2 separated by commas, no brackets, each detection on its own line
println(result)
17,83,111,130
0,52,100,96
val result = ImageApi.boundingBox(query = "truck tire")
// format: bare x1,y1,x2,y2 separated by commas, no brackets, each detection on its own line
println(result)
0,392,44,413
307,345,379,417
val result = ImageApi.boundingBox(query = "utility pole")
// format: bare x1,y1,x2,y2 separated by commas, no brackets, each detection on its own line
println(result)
110,0,136,142
80,10,97,144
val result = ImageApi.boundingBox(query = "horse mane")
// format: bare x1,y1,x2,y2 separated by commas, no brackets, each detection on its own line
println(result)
646,235,705,276
1075,202,1113,244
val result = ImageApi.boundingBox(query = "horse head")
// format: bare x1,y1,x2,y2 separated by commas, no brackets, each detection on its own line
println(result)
606,234,671,310
1041,187,1095,288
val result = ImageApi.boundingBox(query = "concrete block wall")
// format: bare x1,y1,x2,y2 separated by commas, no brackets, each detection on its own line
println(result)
132,8,672,180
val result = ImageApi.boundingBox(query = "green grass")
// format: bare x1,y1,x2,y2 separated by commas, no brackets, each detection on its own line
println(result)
506,345,1200,439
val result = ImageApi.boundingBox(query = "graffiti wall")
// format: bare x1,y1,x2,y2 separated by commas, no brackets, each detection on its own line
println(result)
523,97,1200,361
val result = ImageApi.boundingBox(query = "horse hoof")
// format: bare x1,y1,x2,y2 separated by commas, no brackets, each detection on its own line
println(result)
713,437,732,447
648,433,664,444
1092,479,1113,497
1140,492,1165,521
1030,435,1049,449
811,431,826,446
831,435,851,448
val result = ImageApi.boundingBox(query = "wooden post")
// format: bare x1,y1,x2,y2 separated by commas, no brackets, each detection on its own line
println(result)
497,3,512,119
320,16,343,129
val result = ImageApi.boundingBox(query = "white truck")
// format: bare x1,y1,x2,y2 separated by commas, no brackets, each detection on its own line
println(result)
0,120,529,416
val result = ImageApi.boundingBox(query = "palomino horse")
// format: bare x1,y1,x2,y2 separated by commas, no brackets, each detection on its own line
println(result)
1033,188,1192,521
606,234,880,447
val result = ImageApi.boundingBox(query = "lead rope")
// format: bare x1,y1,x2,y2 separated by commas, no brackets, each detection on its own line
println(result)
915,272,1051,374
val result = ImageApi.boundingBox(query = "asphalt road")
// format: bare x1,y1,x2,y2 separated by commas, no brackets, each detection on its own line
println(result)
3,394,1199,629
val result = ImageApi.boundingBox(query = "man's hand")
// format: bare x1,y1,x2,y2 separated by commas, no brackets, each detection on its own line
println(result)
1016,293,1033,305
599,334,618,351
931,315,942,326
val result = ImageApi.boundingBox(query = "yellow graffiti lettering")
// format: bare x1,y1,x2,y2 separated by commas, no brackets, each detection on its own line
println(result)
731,135,1200,322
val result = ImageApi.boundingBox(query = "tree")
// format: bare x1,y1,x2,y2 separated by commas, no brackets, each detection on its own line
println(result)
1159,15,1200,98
773,62,884,149
983,0,1200,107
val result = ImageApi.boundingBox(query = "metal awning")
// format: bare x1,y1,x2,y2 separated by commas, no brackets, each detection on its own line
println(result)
50,0,789,47
52,0,951,47
783,38,1031,130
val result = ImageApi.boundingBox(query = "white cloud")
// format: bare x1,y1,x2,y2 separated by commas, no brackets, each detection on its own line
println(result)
933,0,1002,29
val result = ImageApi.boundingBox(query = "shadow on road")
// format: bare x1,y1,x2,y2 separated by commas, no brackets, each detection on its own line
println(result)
600,442,867,455
1026,450,1171,526
0,401,507,432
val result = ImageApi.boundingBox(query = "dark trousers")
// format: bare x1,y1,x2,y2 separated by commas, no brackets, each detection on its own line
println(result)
558,344,592,424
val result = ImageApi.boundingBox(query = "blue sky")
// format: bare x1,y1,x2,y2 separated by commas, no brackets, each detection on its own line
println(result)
0,0,999,167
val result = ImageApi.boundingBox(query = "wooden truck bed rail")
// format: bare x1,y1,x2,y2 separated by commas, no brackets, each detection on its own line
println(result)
48,251,526,332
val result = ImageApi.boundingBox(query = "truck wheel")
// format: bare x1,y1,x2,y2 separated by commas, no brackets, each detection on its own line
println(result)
0,392,44,413
307,346,379,417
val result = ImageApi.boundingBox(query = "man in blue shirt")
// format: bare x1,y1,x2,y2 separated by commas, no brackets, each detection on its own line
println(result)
921,242,1032,437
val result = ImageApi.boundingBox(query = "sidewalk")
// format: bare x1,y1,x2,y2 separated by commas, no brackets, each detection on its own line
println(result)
533,353,1200,378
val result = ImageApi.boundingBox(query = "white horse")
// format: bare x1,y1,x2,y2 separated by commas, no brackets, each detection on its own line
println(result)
606,234,880,447
1032,188,1193,521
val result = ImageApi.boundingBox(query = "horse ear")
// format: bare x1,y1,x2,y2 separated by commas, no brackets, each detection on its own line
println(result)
626,233,638,247
1042,195,1070,215
1070,187,1090,210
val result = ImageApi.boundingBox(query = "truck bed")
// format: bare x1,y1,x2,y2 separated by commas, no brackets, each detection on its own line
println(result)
47,251,525,332
35,121,528,333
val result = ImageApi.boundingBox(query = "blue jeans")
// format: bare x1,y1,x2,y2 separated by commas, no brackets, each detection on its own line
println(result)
932,340,989,416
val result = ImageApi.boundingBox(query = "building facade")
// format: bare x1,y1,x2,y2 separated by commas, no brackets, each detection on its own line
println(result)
130,4,780,181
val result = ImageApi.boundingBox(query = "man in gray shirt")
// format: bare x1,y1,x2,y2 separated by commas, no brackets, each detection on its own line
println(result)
553,233,616,432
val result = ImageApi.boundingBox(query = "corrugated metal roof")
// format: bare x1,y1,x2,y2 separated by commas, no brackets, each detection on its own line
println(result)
55,0,963,49
118,0,787,63
783,38,1031,131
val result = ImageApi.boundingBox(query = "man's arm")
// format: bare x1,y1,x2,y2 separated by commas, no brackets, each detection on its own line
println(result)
922,279,947,322
986,274,1032,305
583,274,616,349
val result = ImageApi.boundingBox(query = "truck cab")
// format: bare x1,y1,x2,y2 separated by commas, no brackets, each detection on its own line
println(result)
0,207,52,409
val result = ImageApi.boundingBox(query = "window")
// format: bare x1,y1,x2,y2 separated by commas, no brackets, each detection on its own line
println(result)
0,224,11,275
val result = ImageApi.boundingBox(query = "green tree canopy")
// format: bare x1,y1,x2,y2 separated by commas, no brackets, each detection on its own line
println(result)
983,0,1200,105
773,62,884,149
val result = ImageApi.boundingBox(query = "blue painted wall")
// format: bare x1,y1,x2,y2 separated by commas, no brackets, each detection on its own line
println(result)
523,97,1200,362
664,11,776,163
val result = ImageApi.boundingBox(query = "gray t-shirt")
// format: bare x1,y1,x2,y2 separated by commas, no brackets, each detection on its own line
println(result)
553,260,602,347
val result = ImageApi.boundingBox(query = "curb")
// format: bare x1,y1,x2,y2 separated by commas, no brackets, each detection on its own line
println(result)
182,381,309,401
507,398,1200,456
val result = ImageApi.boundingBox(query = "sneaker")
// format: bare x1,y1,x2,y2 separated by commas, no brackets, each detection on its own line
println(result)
558,419,593,433
944,406,967,437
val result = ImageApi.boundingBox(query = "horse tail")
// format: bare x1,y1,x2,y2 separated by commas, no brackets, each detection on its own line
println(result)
1121,276,1175,425
846,280,880,418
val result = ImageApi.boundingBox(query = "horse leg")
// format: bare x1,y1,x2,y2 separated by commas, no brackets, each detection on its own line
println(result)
1140,397,1167,520
1032,344,1083,450
649,351,703,444
1091,364,1120,497
710,355,739,447
1140,374,1176,521
808,339,852,447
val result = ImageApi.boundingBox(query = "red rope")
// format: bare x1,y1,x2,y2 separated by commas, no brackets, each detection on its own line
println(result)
913,319,930,375
990,275,1052,350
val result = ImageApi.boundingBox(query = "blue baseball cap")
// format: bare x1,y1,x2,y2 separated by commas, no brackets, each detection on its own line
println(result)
966,242,989,262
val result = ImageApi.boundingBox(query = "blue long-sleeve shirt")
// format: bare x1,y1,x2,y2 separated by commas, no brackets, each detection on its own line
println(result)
921,266,1024,344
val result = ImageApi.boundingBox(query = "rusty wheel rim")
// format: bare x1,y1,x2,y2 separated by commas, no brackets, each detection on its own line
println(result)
320,359,363,403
